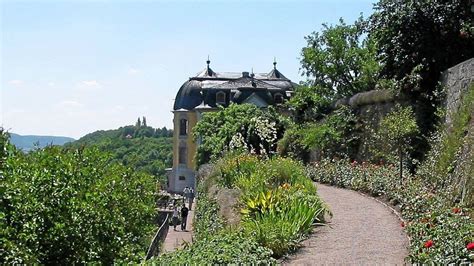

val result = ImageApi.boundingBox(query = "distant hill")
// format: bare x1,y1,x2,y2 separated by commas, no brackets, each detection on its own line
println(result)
66,121,173,185
10,133,75,151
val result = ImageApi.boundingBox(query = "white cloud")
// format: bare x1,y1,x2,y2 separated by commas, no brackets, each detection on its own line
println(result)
81,80,101,87
8,80,23,86
128,68,140,74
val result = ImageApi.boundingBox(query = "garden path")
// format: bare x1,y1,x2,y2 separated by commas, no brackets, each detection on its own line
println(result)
162,201,196,253
284,183,409,265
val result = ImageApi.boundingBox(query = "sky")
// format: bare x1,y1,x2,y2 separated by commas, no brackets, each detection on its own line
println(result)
1,0,375,139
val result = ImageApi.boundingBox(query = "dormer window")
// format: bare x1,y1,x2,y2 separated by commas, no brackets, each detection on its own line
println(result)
274,93,284,104
179,119,188,136
216,91,226,105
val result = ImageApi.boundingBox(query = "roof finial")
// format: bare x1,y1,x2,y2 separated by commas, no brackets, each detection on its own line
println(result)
251,67,255,78
273,57,277,69
206,55,210,67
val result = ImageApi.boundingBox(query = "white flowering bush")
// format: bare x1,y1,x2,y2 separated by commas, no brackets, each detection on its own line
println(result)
193,104,287,165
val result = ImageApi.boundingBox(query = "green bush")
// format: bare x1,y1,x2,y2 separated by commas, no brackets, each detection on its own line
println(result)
279,106,357,160
193,104,288,165
406,208,473,264
1,133,156,264
151,229,275,265
212,154,326,257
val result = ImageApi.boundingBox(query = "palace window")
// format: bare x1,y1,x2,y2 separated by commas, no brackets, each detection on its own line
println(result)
179,146,187,164
216,91,226,105
274,93,283,104
179,119,188,136
179,176,186,181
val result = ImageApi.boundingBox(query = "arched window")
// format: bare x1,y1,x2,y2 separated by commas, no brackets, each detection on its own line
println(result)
179,119,188,136
216,91,226,105
274,93,283,104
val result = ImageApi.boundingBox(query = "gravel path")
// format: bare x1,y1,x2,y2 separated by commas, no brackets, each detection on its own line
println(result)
285,183,408,265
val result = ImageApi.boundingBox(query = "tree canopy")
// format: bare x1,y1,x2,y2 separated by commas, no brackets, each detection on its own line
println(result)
370,0,474,95
301,16,380,99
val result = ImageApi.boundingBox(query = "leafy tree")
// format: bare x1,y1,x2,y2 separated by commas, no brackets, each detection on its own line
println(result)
142,116,147,127
287,85,332,123
1,131,157,264
193,104,287,165
375,105,419,183
136,117,141,127
301,16,380,99
279,106,357,160
370,0,474,95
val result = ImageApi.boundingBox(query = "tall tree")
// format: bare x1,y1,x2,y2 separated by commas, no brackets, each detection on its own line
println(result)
136,117,141,127
370,0,474,95
301,16,380,99
142,116,147,127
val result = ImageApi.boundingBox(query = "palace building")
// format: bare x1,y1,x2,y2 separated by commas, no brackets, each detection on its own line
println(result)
167,59,296,193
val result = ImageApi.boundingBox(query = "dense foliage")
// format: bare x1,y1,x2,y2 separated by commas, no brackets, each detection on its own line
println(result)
1,130,157,264
301,16,380,99
418,84,474,204
193,104,287,165
152,154,327,263
279,106,357,161
67,122,172,185
370,0,474,95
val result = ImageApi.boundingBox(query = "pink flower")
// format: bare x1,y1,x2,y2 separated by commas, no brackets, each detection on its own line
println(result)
424,240,433,248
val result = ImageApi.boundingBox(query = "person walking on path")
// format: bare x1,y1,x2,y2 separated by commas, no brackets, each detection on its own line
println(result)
180,204,189,231
172,206,179,231
188,187,195,210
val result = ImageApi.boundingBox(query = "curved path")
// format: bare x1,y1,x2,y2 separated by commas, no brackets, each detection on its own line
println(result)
285,183,408,265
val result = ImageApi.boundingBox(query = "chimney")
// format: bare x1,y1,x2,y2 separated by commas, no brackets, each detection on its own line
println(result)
242,71,249,78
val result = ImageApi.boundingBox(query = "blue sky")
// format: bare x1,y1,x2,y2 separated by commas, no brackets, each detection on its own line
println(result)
1,0,375,139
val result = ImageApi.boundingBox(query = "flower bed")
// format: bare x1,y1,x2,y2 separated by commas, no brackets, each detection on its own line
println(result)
152,153,327,263
307,159,474,264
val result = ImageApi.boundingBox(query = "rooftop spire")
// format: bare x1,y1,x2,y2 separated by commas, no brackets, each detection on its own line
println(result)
273,57,277,69
206,55,211,68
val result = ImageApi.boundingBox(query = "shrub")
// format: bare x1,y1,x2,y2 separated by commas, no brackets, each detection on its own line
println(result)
151,229,275,265
1,134,156,264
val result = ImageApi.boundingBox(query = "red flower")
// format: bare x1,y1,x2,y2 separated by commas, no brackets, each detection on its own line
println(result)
467,242,474,250
452,207,461,214
400,222,405,228
424,240,433,248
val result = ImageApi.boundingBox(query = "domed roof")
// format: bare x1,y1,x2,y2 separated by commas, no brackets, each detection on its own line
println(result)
173,60,296,110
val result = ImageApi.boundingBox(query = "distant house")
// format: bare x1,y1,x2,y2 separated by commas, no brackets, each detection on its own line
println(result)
125,134,133,139
167,59,296,193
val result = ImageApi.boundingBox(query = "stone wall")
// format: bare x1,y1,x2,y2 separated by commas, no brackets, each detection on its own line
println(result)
440,58,474,207
441,58,474,129
309,89,407,161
